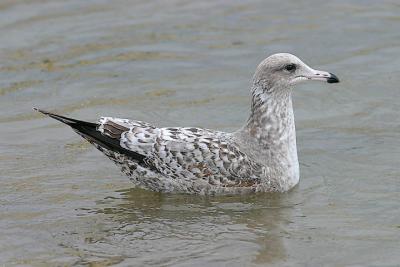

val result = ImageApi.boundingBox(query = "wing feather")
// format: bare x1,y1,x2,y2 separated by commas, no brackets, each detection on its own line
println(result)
98,117,158,156
98,120,262,187
148,127,262,186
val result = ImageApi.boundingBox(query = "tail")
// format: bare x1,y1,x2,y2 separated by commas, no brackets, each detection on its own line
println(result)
34,108,146,163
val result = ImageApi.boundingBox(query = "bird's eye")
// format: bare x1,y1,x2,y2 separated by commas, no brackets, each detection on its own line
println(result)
284,64,296,72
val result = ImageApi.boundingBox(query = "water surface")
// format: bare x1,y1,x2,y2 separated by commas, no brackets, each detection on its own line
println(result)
1,0,399,266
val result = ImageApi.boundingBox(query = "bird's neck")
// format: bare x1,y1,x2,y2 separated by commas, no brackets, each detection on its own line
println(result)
245,86,295,145
238,85,299,189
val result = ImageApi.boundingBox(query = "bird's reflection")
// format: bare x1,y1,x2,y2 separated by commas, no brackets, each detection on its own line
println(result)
85,187,300,265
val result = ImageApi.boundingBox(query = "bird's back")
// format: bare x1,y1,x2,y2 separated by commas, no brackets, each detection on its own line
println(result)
98,117,266,194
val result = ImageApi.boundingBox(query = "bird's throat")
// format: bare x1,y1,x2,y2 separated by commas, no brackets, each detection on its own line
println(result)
245,86,295,147
238,85,300,189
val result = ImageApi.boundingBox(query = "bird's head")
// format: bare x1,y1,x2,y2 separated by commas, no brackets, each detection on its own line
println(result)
253,53,339,94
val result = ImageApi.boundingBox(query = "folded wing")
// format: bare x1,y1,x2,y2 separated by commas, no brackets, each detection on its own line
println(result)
36,109,263,188
146,127,263,187
100,119,263,187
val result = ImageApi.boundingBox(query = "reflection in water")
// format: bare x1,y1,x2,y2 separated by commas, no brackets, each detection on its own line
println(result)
67,188,298,265
1,0,399,265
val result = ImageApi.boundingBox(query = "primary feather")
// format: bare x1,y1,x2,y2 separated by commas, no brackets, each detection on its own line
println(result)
34,53,339,195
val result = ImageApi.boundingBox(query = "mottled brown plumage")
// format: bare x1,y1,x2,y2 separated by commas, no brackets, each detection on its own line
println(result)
35,53,339,195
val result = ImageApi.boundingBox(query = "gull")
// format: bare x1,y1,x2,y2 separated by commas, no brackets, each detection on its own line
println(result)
35,53,339,195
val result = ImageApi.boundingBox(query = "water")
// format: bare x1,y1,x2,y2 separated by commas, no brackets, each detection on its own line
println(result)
1,0,399,266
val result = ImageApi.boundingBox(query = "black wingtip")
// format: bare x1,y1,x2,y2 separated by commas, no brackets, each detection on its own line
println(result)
34,107,59,117
33,107,57,118
34,107,91,126
33,107,146,163
33,107,45,114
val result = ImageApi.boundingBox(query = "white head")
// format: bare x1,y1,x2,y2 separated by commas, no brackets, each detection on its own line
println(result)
253,53,339,93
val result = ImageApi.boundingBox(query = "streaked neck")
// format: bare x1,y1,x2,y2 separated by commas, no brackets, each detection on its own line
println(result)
239,84,299,190
245,85,295,147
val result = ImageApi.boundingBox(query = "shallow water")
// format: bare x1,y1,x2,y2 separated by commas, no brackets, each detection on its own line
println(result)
1,0,400,266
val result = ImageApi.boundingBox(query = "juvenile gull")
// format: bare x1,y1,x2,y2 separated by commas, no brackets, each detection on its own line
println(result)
35,53,339,195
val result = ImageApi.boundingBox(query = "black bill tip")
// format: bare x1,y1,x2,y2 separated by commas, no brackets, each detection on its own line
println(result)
327,73,340,83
